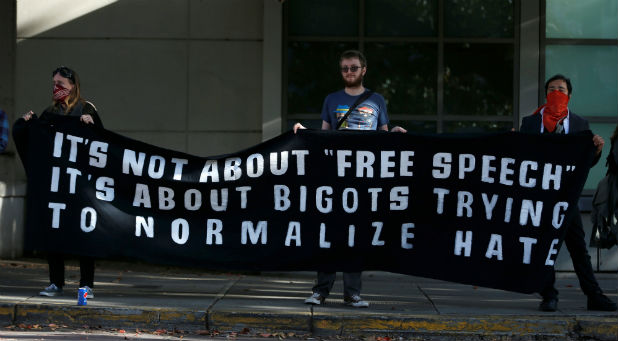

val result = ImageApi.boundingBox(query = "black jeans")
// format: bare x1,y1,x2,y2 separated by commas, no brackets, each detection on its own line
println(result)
540,210,602,299
312,272,362,298
48,253,95,289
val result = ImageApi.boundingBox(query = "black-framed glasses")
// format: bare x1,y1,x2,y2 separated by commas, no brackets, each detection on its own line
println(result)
340,65,362,73
53,66,74,81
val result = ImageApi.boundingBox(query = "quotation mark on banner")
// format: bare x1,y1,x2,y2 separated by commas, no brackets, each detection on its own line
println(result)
566,165,576,172
324,149,334,156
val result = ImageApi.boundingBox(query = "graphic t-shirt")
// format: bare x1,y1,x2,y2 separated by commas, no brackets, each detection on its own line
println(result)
320,89,388,130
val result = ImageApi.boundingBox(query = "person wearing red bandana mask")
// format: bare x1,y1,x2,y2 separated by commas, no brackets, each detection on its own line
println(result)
520,74,615,313
20,66,103,300
22,66,102,127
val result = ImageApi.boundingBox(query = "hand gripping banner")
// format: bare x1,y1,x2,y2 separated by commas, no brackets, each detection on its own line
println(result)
13,116,595,293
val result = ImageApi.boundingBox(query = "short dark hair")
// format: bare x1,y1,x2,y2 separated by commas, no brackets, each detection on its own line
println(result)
340,50,367,68
545,74,572,95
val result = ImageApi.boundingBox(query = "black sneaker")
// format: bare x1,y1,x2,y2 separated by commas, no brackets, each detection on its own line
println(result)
539,297,557,312
39,284,63,297
587,293,617,311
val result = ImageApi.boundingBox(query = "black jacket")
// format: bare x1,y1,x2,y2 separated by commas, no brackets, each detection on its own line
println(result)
520,111,600,167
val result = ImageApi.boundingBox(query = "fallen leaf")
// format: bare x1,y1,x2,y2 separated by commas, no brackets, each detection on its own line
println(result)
260,333,272,338
118,329,126,333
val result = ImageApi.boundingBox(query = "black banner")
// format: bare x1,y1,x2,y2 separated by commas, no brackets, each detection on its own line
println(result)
14,116,595,294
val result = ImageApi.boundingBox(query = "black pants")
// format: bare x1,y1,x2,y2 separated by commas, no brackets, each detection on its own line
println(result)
540,210,602,299
312,272,362,298
48,253,95,289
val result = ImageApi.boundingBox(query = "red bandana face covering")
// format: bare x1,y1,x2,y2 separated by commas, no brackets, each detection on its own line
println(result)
533,90,569,133
53,84,71,102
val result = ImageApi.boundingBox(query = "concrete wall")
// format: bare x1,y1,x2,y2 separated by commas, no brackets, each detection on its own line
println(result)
0,0,26,258
15,0,265,156
0,0,284,258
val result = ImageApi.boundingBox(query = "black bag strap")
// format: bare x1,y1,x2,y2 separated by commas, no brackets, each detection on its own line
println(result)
336,90,374,130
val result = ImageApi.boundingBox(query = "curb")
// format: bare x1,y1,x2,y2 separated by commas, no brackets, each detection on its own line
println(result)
4,303,206,330
3,303,617,340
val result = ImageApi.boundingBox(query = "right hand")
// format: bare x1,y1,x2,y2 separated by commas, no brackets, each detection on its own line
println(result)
23,110,34,121
293,122,306,134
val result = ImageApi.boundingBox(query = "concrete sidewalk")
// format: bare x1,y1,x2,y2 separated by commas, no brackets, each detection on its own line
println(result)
0,259,616,340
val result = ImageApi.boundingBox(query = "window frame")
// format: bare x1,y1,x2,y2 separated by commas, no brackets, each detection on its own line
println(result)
540,0,618,195
283,0,521,133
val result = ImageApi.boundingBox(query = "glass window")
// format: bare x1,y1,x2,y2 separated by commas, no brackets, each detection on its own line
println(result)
364,43,437,115
285,1,516,132
586,123,617,190
546,0,618,39
444,121,512,133
286,119,323,130
545,45,618,117
287,0,358,37
365,0,436,37
444,43,514,116
445,0,514,38
287,42,356,114
391,120,437,133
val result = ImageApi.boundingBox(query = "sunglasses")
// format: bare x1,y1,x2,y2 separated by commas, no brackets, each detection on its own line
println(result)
53,66,74,81
340,65,362,73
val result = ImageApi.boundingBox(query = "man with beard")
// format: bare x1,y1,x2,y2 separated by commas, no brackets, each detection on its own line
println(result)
520,74,616,312
294,50,405,308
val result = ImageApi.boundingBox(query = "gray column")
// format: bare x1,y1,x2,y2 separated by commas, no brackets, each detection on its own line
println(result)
518,0,540,124
261,0,283,141
0,0,25,258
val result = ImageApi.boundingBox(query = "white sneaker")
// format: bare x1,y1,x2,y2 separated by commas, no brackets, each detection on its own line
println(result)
344,295,369,308
39,284,63,297
304,292,325,305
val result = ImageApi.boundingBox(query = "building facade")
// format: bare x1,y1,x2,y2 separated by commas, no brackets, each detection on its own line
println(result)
0,0,616,270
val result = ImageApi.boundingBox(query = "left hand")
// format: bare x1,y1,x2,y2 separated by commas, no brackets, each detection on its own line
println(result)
390,126,407,133
293,122,306,134
80,114,94,125
592,134,604,155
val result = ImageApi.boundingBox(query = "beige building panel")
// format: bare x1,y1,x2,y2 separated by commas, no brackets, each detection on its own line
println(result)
0,196,25,258
187,132,261,157
188,41,262,131
17,0,188,38
16,39,188,132
190,0,263,40
120,131,188,154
